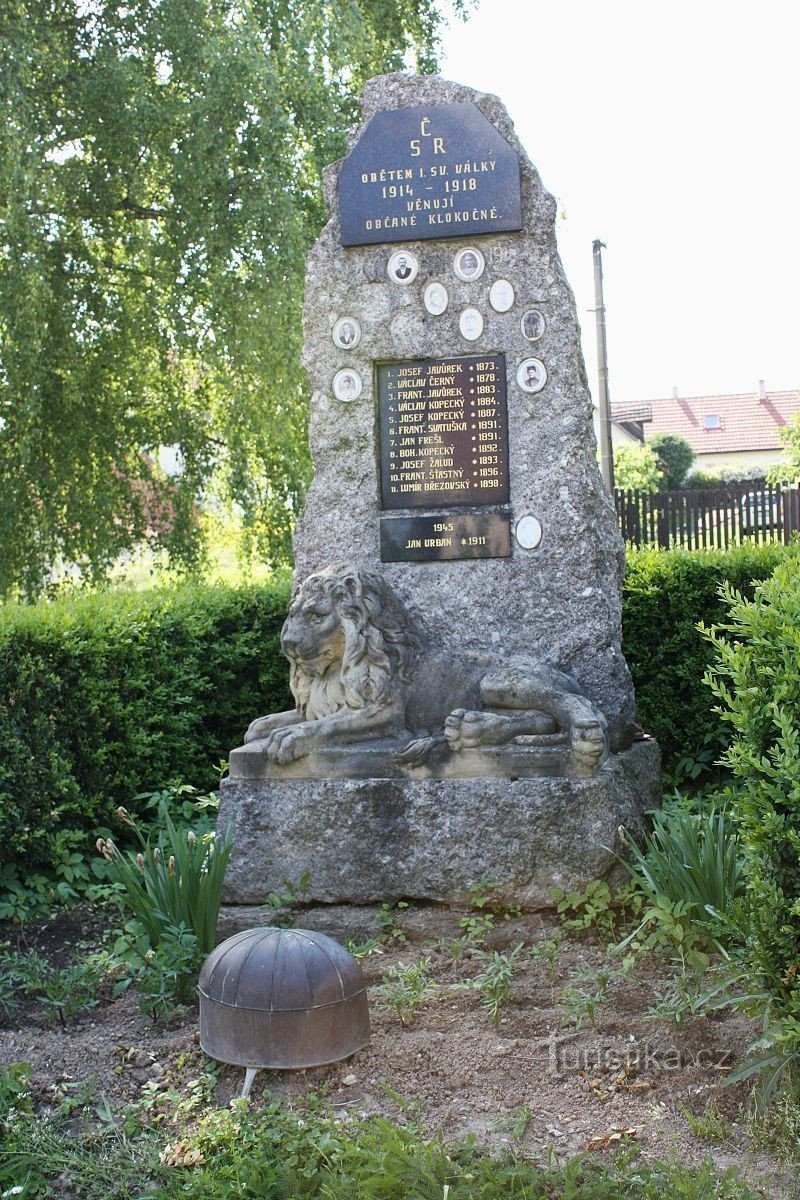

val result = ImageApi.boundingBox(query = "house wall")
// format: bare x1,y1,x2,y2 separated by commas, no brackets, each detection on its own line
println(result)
690,448,785,474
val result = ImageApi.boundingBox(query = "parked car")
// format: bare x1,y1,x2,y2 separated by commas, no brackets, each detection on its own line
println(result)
739,490,780,534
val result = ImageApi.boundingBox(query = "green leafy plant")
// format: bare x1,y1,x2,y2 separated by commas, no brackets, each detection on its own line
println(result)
134,924,202,1021
377,958,438,1026
620,803,745,954
616,893,712,976
344,935,385,960
444,880,521,959
262,870,313,917
376,901,409,945
560,962,628,1030
97,799,232,1017
529,930,563,991
702,557,800,1101
465,878,522,921
622,541,795,777
98,802,232,956
0,947,111,1027
682,1100,730,1144
550,879,623,940
451,942,525,1027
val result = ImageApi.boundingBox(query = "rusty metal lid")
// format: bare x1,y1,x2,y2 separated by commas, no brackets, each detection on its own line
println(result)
199,927,370,1069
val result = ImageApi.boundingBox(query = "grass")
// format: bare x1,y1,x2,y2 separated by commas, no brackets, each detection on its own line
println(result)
0,1063,768,1200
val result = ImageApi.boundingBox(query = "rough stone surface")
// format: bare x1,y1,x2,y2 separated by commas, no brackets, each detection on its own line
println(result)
295,72,635,750
219,740,660,909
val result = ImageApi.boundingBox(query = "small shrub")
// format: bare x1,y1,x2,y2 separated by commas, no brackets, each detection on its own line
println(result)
702,555,800,1101
622,542,796,778
560,962,627,1030
0,576,291,874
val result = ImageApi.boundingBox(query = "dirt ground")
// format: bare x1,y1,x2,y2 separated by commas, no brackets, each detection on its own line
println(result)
1,904,798,1198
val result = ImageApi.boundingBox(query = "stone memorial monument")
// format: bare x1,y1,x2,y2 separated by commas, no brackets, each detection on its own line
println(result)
219,73,660,909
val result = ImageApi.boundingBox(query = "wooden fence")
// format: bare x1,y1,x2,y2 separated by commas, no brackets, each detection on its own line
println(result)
614,483,800,550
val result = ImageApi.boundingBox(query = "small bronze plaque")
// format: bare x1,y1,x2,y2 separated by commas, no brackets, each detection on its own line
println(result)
339,102,522,247
380,511,512,562
379,354,509,510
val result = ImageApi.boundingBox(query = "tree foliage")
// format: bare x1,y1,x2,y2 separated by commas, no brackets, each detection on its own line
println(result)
650,433,695,489
613,443,661,493
0,0,453,598
768,411,800,484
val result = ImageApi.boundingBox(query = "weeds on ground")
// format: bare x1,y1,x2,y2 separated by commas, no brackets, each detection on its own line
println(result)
549,879,628,942
0,946,113,1027
377,957,438,1025
682,1099,730,1144
377,901,409,944
748,1090,800,1160
451,942,525,1026
443,879,522,959
261,870,312,920
560,962,630,1030
0,1061,770,1199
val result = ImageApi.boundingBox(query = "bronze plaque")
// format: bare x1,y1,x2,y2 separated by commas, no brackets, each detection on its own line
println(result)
379,354,509,510
380,511,512,562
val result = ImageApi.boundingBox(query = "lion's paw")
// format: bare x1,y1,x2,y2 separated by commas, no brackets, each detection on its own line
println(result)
266,724,312,765
245,713,288,744
445,709,509,751
570,718,607,771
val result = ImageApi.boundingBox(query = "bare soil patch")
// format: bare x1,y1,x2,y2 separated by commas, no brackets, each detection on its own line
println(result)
1,906,797,1198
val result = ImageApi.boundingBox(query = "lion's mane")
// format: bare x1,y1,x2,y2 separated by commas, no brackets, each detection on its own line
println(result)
287,563,422,718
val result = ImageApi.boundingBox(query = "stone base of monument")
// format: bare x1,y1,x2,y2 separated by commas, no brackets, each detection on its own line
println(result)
230,731,597,781
218,739,660,910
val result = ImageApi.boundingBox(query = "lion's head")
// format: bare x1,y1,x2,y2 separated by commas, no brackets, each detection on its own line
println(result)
281,563,422,719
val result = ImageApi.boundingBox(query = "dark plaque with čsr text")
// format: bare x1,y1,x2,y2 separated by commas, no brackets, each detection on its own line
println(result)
339,102,522,247
378,354,509,510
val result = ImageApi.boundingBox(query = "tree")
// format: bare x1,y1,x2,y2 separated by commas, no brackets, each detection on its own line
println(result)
649,433,695,489
613,444,662,493
767,411,800,484
0,0,455,598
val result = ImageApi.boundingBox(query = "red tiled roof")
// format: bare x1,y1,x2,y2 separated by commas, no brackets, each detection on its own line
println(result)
641,389,800,455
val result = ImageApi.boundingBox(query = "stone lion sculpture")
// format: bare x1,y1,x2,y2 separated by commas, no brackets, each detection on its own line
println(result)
244,562,609,777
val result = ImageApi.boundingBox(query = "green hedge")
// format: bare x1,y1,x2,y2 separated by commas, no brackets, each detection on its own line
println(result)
2,544,797,873
0,576,292,869
622,542,798,777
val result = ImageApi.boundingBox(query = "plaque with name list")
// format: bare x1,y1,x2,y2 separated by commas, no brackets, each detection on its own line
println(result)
339,102,522,246
380,511,512,563
378,354,509,510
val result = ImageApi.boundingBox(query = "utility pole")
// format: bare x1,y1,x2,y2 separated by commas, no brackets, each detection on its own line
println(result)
592,239,615,492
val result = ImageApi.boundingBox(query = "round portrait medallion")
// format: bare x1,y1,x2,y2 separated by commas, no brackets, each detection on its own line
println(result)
423,282,449,316
453,246,485,282
515,514,543,550
517,357,547,394
489,279,515,312
332,368,363,403
521,309,546,341
387,250,419,285
332,317,361,350
459,307,484,341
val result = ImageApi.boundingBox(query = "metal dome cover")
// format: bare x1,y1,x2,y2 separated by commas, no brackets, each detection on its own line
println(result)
199,927,370,1070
